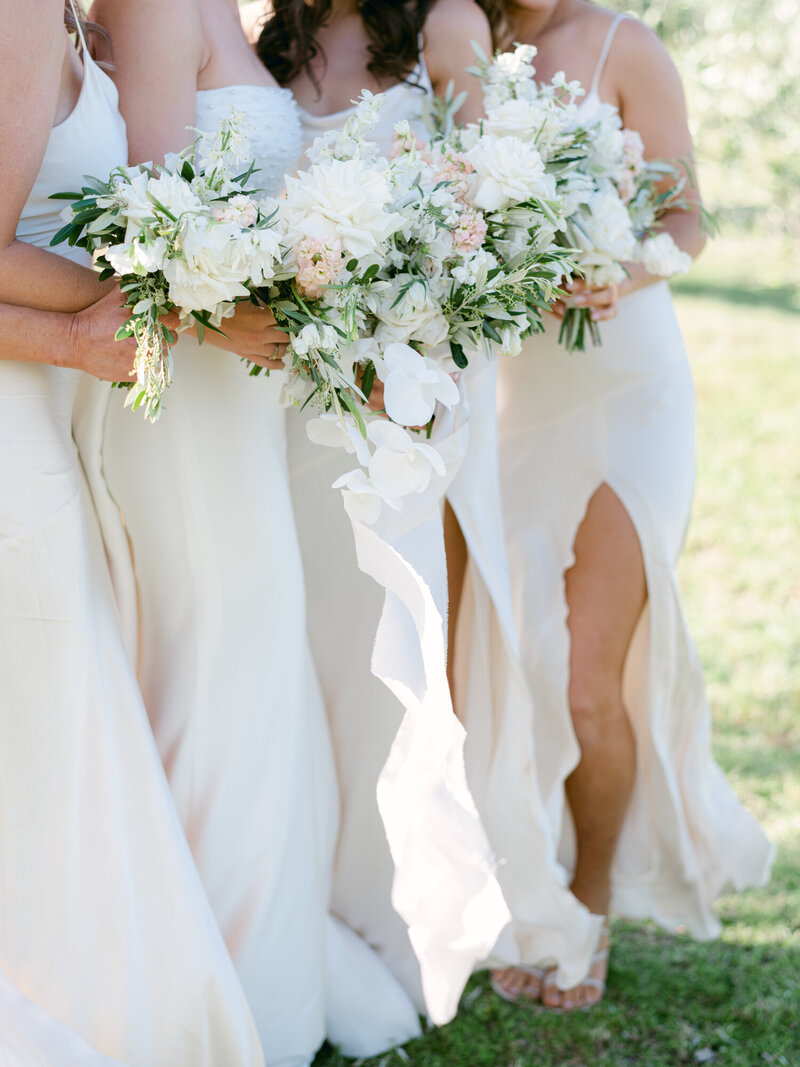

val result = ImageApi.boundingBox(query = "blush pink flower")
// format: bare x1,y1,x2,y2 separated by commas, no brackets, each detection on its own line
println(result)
452,210,488,255
294,237,345,300
211,194,259,227
434,150,475,200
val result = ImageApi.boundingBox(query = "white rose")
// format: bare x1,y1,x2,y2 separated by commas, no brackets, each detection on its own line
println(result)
165,223,251,312
281,158,402,259
575,186,637,263
467,136,555,212
373,342,460,426
583,104,625,178
638,233,692,277
366,420,446,499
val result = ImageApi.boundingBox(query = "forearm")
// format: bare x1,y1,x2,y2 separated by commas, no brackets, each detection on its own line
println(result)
0,240,108,313
620,207,706,299
0,301,79,368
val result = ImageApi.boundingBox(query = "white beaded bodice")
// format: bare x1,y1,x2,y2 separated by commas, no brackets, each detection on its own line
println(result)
196,84,302,196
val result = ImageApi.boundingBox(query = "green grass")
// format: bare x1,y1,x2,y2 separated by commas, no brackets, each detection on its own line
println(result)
315,233,800,1067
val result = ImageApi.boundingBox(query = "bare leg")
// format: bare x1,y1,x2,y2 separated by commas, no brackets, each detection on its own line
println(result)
444,500,468,695
541,484,645,1010
493,484,645,1007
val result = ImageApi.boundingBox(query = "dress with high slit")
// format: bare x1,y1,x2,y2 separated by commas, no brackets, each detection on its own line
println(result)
486,19,774,962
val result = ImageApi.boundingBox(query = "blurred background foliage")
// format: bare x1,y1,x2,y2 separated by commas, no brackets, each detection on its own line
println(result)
610,0,800,263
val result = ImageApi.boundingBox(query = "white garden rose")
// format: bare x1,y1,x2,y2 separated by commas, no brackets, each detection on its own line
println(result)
576,185,637,263
374,342,460,426
280,158,402,258
164,223,251,312
638,232,692,277
467,136,555,212
583,104,625,179
367,420,446,499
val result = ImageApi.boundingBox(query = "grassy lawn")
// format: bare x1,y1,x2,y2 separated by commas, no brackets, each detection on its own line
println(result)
315,234,800,1067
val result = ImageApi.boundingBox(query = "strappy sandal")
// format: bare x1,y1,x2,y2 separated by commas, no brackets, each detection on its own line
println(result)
541,918,610,1013
489,964,549,1003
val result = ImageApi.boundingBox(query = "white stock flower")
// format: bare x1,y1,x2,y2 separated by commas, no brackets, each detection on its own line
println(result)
281,158,402,258
306,412,371,465
104,235,167,277
374,342,460,426
452,248,499,288
372,279,450,348
467,136,555,212
638,233,692,277
367,420,446,499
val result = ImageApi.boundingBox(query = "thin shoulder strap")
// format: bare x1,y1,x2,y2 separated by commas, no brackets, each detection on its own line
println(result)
590,13,628,96
67,0,89,55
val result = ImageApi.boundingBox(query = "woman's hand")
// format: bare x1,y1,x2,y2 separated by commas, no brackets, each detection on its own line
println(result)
203,300,288,370
550,277,619,323
69,287,155,382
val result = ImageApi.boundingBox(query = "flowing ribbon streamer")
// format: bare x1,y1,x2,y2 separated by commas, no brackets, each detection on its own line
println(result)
339,375,511,1023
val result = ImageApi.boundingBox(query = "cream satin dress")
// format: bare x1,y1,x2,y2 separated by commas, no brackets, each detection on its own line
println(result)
289,56,600,1012
101,84,419,1064
487,15,774,968
0,13,264,1066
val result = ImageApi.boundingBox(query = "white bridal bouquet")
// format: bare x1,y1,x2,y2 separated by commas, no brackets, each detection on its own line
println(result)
288,92,573,522
472,44,693,350
53,111,285,420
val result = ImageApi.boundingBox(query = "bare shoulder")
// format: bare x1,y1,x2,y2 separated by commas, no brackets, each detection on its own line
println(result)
425,0,491,44
424,0,492,75
607,14,683,97
91,0,200,40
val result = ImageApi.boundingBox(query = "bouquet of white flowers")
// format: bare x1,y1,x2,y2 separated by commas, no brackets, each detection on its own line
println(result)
292,91,573,523
474,45,693,351
53,111,284,420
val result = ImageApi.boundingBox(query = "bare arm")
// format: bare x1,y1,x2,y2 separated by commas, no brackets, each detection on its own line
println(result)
90,0,203,165
612,19,705,295
424,0,492,124
0,1,109,317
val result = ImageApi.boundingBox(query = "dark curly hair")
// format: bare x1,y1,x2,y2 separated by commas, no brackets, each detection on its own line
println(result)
258,1,435,92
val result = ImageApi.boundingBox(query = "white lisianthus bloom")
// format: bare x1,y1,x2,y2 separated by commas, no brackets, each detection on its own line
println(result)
164,222,252,312
281,158,402,259
638,232,692,277
306,412,372,465
372,280,450,348
333,468,399,525
373,342,460,426
367,420,446,499
467,136,555,212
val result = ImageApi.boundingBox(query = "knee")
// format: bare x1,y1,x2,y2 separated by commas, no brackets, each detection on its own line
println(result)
567,670,626,739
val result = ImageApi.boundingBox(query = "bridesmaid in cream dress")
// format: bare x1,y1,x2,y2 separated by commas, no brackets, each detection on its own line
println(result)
0,3,265,1064
246,0,602,1019
93,0,420,1061
487,0,775,1011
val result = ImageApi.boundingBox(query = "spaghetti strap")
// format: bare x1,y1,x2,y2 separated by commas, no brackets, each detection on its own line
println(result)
589,13,629,96
67,0,87,49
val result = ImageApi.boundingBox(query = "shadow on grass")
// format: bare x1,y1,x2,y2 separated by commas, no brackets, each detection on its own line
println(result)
671,276,800,316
